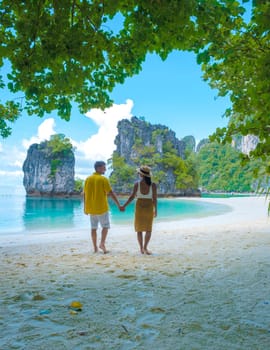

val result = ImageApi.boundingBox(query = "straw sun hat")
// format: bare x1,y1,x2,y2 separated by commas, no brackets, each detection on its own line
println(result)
137,165,152,177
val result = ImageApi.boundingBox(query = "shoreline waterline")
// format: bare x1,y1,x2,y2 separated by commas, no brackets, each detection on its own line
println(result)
0,196,268,247
0,195,233,237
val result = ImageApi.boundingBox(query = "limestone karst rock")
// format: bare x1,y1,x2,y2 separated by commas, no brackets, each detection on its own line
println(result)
23,141,75,196
111,116,201,196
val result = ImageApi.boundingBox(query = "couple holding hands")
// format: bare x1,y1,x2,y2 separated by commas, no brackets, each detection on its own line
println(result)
84,161,157,255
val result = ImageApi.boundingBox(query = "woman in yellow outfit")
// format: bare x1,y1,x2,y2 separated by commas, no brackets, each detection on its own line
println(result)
122,166,157,255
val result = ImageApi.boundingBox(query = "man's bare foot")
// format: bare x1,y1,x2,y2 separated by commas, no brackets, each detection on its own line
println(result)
144,249,152,255
140,248,144,254
99,244,109,254
93,247,98,253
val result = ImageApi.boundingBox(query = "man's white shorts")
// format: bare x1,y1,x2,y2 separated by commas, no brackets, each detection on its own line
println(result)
90,212,110,229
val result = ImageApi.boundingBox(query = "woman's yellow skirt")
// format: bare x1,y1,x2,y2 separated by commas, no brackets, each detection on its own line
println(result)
135,198,154,232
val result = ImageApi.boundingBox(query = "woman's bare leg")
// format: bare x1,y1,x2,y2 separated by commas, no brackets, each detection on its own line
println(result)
137,232,144,254
143,231,152,255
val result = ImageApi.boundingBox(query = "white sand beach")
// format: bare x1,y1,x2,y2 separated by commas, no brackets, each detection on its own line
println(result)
0,196,269,349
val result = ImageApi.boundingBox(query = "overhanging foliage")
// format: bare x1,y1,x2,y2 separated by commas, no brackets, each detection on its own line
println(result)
0,0,269,203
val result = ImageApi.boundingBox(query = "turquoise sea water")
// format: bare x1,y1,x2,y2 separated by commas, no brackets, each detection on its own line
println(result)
0,194,232,236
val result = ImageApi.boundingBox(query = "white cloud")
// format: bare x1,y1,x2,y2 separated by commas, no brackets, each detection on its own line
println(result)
0,144,25,170
0,101,134,184
22,118,56,150
74,99,133,163
0,170,23,177
0,119,57,186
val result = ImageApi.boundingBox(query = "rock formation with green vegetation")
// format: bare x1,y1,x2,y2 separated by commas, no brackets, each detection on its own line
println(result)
109,117,200,196
22,134,82,196
109,117,263,196
196,141,262,193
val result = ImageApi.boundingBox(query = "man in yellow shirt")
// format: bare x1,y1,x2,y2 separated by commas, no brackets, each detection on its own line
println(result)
84,161,122,253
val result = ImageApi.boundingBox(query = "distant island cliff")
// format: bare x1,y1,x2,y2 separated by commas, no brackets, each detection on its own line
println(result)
22,119,260,197
110,116,201,196
22,134,79,197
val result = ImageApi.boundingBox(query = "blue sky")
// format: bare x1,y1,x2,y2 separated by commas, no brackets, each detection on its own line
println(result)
0,49,231,193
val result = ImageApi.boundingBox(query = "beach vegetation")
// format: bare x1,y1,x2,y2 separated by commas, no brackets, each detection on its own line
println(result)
196,141,262,193
74,178,84,193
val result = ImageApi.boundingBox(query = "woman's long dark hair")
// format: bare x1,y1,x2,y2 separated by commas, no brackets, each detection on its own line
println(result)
144,176,152,186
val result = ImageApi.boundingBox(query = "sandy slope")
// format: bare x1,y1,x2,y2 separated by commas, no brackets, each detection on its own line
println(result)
0,196,269,350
